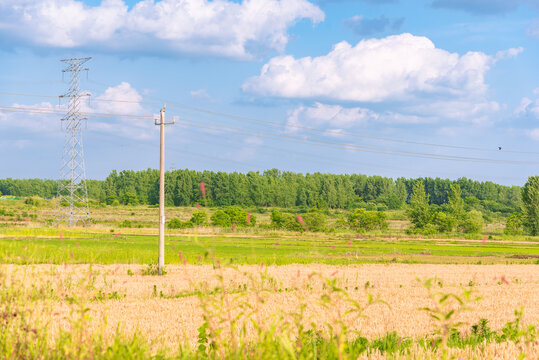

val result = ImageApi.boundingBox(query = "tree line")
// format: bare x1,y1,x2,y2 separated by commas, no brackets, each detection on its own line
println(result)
0,168,521,213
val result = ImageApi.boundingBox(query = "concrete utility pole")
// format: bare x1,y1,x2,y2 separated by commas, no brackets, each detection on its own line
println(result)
155,105,174,275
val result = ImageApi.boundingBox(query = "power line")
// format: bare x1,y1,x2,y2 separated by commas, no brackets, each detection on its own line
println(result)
2,90,537,155
0,105,153,119
3,103,539,166
172,117,539,166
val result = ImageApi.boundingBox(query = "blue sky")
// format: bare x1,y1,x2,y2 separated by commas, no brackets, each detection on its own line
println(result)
1,0,539,185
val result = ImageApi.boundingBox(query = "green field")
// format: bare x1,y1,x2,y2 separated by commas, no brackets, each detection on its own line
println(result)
2,229,538,265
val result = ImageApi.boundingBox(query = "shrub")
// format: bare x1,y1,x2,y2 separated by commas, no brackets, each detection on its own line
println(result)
301,211,327,232
105,195,118,205
461,210,484,233
270,210,284,228
504,213,523,235
348,208,388,231
365,202,377,211
88,199,103,208
168,218,193,229
24,196,41,206
224,206,245,225
190,211,208,226
222,206,256,227
421,223,439,236
119,220,132,228
433,212,457,233
211,210,232,227
211,206,257,227
270,210,304,232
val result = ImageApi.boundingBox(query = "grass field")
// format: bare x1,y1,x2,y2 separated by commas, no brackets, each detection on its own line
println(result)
1,231,539,265
1,198,538,359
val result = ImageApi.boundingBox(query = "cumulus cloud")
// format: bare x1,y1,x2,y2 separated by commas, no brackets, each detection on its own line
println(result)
243,33,493,103
84,82,153,139
87,82,143,114
0,0,324,59
344,15,404,36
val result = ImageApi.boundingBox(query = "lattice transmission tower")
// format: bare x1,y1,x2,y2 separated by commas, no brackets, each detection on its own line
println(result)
54,57,91,227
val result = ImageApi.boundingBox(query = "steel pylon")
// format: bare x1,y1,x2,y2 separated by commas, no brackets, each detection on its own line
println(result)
54,57,91,227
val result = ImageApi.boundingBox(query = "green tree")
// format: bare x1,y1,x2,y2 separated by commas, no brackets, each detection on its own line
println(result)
521,176,539,235
407,181,431,229
384,193,403,210
395,178,408,205
121,192,139,206
504,213,522,235
448,184,465,221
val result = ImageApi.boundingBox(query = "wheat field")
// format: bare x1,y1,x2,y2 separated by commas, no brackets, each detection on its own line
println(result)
3,263,537,358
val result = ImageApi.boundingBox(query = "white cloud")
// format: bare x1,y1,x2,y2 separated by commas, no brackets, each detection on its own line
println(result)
286,102,374,132
495,47,524,60
237,136,263,160
0,82,152,140
190,89,212,101
514,90,539,119
0,102,62,135
85,82,153,139
437,127,459,137
403,99,500,125
243,33,493,102
526,19,539,39
87,82,143,114
526,128,539,141
286,97,499,130
0,0,324,59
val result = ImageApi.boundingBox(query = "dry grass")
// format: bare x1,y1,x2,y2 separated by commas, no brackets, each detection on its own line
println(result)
5,263,538,356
